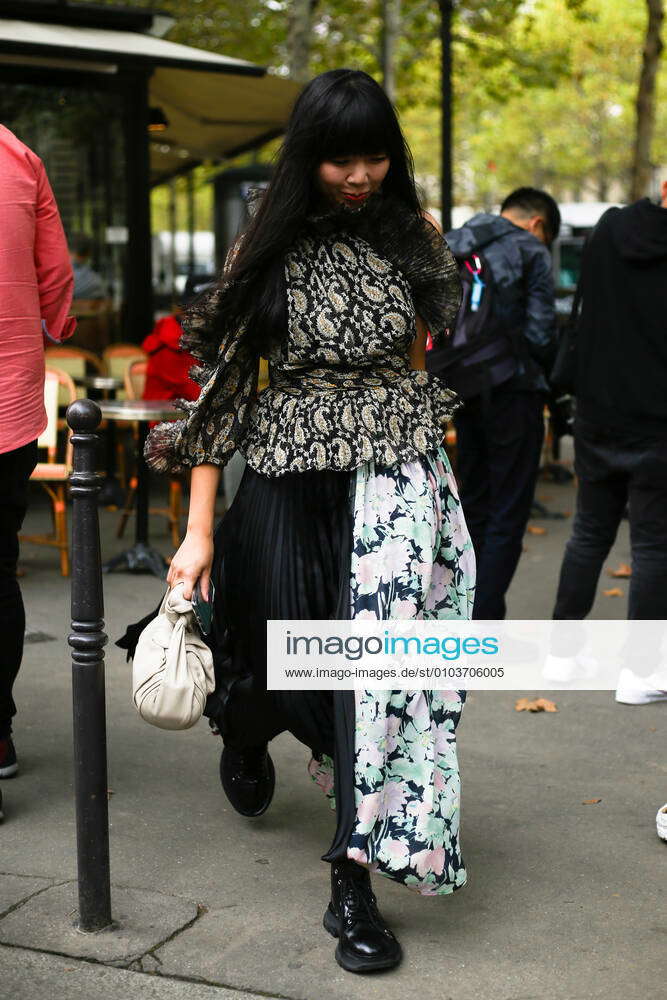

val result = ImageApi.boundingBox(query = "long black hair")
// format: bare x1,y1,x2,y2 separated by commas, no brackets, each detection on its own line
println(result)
209,69,422,354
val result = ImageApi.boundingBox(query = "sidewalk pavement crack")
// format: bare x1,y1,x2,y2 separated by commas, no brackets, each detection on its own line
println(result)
0,878,69,924
0,870,59,881
148,968,304,1000
141,901,206,966
0,942,305,1000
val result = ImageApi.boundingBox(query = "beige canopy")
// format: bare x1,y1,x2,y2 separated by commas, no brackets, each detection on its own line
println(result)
149,66,300,182
0,15,301,182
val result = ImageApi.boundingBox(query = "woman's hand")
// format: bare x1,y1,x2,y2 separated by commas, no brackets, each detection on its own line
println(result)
166,528,214,601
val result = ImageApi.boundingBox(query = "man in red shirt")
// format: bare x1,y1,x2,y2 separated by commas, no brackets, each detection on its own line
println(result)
0,126,75,819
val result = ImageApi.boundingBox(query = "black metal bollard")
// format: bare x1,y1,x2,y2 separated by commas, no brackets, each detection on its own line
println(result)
66,400,112,932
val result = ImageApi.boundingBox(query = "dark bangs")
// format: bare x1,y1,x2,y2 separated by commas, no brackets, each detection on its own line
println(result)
318,87,398,161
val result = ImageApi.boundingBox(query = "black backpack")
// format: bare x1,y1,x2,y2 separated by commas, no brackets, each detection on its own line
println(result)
426,251,518,399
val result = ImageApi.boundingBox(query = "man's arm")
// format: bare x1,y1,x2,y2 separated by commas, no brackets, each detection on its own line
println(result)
33,158,75,343
522,247,557,367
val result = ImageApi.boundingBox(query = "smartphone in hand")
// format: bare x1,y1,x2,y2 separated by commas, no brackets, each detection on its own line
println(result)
191,580,215,636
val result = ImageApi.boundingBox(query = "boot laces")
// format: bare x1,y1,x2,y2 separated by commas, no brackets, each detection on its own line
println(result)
341,876,380,923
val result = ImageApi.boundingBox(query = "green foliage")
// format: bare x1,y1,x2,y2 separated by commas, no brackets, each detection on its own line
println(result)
453,0,664,205
72,0,665,209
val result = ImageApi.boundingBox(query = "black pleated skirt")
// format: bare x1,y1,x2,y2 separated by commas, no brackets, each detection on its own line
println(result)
208,464,357,860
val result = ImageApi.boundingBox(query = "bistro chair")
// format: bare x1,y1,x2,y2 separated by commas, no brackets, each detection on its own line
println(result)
116,357,184,549
100,345,146,490
46,343,131,490
102,344,147,400
20,366,76,577
44,344,106,408
123,357,149,401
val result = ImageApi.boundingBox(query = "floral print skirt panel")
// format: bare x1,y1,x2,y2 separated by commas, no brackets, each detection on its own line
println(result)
309,444,476,895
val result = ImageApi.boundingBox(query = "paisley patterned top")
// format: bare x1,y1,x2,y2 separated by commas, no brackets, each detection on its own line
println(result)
144,196,462,478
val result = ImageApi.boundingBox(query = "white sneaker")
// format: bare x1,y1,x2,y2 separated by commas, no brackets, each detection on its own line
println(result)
615,668,667,705
542,653,598,684
657,804,667,842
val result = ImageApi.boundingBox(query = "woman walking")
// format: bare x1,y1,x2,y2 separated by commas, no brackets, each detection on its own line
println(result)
146,68,474,974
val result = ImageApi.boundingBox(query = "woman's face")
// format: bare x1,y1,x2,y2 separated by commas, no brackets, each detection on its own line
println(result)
316,153,390,207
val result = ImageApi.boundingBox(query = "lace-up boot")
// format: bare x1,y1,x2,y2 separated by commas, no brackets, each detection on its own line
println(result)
323,859,402,973
219,744,275,817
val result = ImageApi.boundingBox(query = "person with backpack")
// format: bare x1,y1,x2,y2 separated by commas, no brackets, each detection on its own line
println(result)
427,187,560,619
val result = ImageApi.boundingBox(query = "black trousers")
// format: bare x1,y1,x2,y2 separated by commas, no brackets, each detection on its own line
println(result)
454,387,545,619
0,440,38,738
553,417,667,620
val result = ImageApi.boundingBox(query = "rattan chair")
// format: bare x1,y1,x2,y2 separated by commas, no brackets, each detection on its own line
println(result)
102,344,147,400
20,366,76,576
116,358,184,548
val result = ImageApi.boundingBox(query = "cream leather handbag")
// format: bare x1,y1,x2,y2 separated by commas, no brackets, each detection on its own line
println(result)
132,583,215,730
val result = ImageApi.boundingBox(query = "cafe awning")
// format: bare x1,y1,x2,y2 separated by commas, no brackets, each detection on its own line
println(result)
149,66,299,182
0,14,300,182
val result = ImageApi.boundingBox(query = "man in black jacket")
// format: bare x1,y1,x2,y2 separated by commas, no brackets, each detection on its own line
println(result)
440,187,560,619
553,183,667,703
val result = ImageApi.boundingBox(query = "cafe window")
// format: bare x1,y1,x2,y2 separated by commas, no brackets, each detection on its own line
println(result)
1,81,127,351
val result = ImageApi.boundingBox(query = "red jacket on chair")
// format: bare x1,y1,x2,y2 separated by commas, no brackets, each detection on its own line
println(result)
141,316,201,402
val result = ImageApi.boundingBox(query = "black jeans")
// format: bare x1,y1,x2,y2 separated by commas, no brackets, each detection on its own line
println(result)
0,440,38,738
553,417,667,620
454,387,545,619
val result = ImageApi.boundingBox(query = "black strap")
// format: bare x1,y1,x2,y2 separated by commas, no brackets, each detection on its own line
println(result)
566,237,589,337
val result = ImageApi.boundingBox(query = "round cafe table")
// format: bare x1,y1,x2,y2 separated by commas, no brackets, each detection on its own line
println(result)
74,374,124,393
73,374,126,507
98,399,179,577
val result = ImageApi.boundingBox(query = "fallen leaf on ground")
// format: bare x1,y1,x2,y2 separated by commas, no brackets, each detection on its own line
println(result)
603,587,624,597
526,524,547,535
107,788,114,799
582,798,602,805
514,697,558,713
608,563,632,578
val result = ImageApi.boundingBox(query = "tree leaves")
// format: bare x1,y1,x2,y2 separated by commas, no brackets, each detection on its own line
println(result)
608,563,632,578
74,0,666,208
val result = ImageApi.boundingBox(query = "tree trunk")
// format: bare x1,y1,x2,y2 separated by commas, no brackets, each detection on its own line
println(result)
630,0,664,201
440,0,453,230
381,0,402,103
287,0,315,83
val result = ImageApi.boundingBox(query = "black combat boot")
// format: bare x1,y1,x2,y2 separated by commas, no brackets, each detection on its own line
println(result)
219,743,275,817
323,860,402,973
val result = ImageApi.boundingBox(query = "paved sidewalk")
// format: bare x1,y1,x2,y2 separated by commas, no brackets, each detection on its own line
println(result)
0,945,278,1000
2,468,665,999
